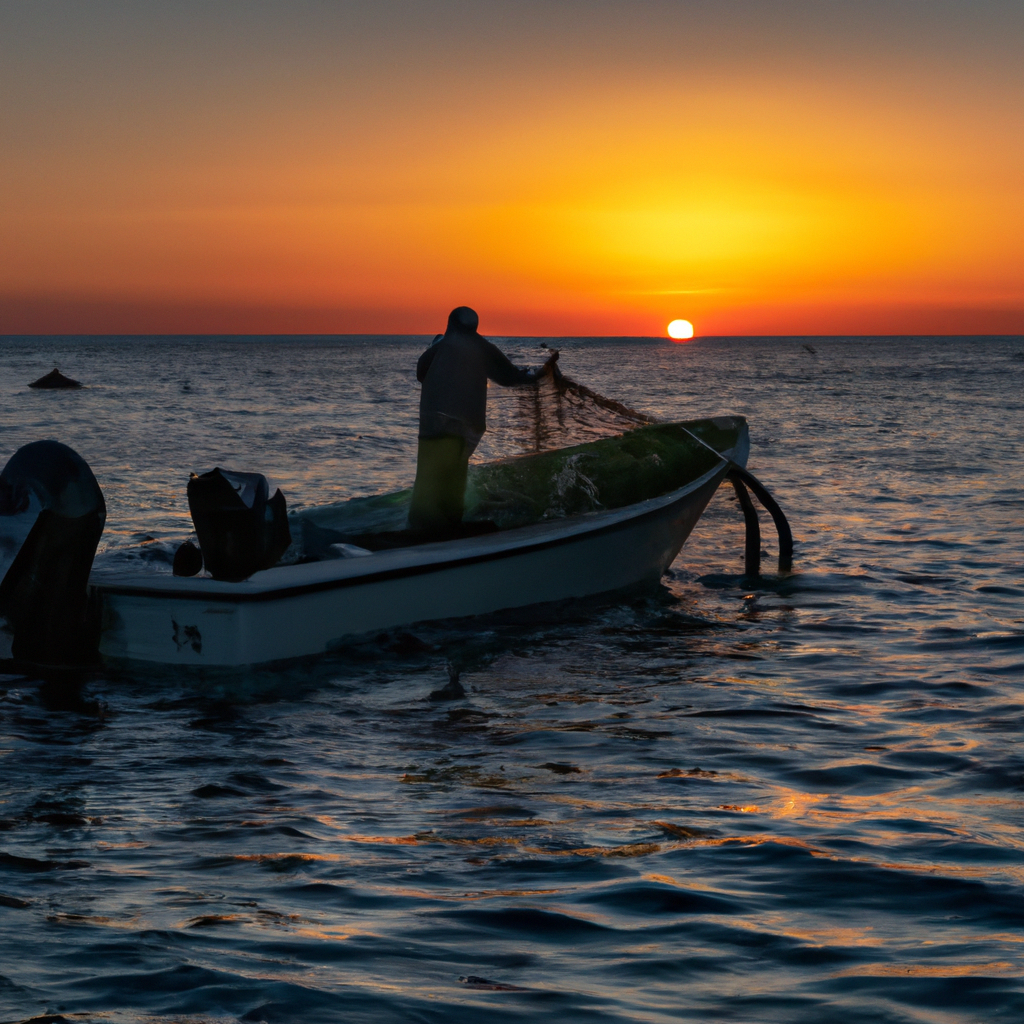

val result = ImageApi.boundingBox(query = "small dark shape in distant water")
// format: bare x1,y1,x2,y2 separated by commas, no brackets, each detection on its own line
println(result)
430,661,466,700
802,343,817,354
536,762,581,774
173,540,203,577
28,368,82,389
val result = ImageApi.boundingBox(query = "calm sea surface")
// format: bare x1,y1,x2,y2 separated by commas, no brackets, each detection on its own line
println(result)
1,335,1022,1023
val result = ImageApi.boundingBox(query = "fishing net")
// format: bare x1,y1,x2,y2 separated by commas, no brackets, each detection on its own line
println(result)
463,421,722,529
292,415,741,555
286,355,748,557
287,354,744,556
483,361,656,459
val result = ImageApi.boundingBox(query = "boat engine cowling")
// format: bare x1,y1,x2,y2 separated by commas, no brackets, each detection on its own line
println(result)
0,440,106,664
187,468,291,582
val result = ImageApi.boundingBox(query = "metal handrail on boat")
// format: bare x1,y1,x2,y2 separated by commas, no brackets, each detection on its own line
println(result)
727,466,794,577
666,420,793,577
551,367,792,577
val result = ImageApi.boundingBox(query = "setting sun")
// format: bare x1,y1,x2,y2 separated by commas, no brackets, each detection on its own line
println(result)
667,319,694,340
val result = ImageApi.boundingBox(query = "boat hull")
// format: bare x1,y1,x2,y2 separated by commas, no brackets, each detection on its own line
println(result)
94,471,722,668
91,417,748,667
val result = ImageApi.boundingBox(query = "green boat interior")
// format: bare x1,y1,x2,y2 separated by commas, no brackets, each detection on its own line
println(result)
292,417,745,556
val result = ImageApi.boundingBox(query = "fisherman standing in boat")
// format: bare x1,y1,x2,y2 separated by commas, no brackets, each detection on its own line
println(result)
409,306,556,532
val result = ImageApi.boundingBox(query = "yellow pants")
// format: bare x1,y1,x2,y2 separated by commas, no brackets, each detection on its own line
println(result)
408,435,471,532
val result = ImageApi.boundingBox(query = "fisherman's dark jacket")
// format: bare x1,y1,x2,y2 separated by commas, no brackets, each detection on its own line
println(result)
416,330,535,450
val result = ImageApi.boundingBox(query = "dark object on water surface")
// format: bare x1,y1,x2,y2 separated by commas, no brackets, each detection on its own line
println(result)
0,440,105,664
430,661,466,701
28,368,83,389
172,540,203,577
187,468,291,582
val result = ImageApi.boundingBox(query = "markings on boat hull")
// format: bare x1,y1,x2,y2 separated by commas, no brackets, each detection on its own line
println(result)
171,619,202,654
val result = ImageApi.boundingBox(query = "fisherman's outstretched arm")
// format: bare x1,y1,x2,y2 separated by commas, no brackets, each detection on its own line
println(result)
482,339,544,386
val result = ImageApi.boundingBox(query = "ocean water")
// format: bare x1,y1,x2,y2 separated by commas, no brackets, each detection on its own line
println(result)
1,334,1022,1024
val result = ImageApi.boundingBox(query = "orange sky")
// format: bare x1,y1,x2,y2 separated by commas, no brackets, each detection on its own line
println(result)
2,1,1022,336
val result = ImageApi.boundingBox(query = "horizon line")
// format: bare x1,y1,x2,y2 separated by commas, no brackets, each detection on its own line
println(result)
1,332,1022,342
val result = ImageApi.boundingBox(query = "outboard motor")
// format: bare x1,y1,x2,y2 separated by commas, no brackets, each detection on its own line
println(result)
0,441,105,664
187,468,291,582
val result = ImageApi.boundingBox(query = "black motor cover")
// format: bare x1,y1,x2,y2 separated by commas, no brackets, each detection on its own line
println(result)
0,440,106,664
187,468,291,582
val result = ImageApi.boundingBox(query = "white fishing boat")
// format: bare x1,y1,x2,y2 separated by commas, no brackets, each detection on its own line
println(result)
87,417,756,668
3,413,793,670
